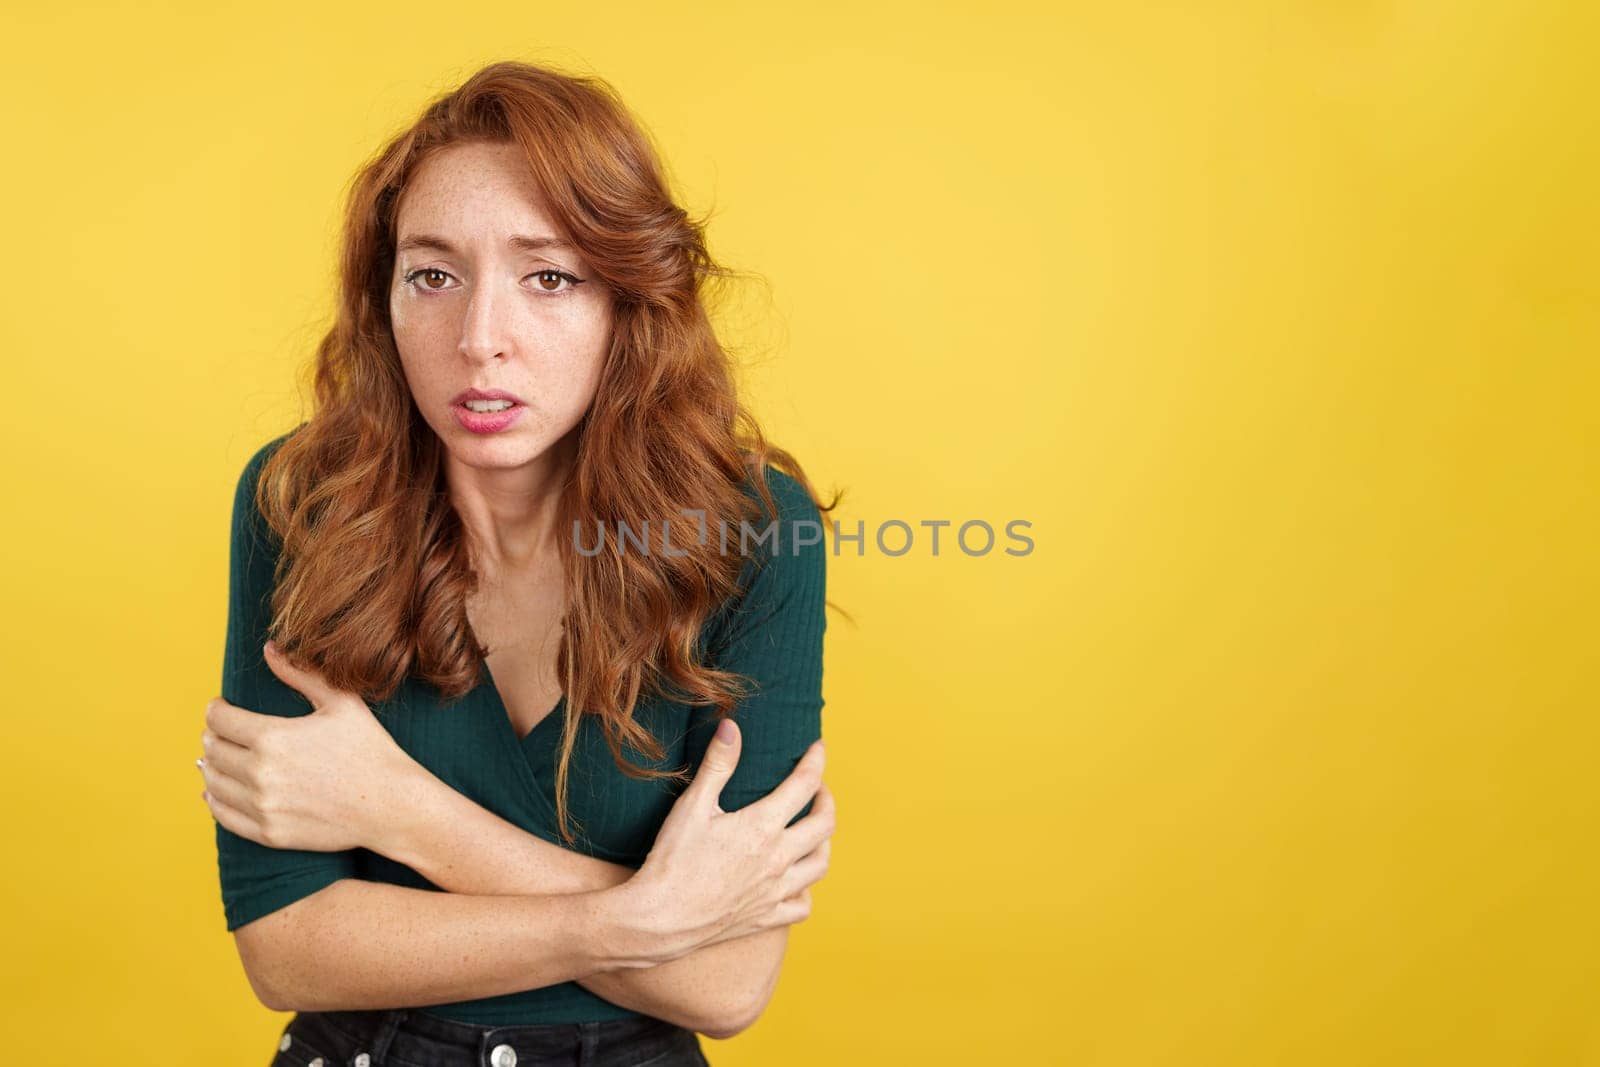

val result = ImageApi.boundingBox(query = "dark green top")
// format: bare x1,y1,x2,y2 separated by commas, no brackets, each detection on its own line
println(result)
214,430,827,1025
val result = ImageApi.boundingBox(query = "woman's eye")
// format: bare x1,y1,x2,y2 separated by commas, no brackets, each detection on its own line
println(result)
530,269,581,293
408,268,453,291
402,267,583,295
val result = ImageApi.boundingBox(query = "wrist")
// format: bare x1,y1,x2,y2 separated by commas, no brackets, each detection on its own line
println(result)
591,880,694,971
369,757,444,871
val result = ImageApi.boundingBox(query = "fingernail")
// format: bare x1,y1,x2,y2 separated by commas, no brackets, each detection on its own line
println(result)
716,718,735,744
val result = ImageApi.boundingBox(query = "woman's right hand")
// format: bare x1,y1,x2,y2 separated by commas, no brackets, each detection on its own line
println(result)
620,719,834,965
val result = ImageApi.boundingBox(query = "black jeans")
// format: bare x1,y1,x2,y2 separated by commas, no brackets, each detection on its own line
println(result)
268,1007,711,1066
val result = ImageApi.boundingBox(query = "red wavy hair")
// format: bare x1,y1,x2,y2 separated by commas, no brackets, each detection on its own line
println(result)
254,59,841,844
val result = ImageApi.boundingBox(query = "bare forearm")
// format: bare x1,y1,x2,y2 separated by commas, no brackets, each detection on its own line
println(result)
577,927,787,1037
243,878,656,1013
379,765,784,1031
383,766,614,896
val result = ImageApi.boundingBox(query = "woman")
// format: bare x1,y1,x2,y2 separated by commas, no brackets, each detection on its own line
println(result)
197,60,838,1066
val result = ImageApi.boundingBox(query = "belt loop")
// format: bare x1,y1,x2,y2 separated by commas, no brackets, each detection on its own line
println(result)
368,1009,408,1064
577,1020,600,1066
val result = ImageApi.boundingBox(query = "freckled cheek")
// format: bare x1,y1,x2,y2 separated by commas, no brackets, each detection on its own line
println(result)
390,306,458,367
389,289,446,337
388,300,429,354
548,354,608,415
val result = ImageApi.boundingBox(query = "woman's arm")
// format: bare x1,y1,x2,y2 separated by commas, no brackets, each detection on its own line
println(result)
209,696,830,1026
377,748,816,1038
233,875,660,1013
228,638,822,1036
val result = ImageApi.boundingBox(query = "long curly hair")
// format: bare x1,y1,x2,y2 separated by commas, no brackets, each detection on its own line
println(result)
253,59,840,845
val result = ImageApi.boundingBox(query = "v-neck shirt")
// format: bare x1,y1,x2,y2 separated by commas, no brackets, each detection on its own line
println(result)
212,430,828,1025
484,657,564,745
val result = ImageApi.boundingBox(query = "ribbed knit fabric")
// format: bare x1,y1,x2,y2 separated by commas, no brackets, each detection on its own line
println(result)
213,431,827,1024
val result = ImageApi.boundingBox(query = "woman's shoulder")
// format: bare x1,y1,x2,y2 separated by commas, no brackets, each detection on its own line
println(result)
736,460,822,526
730,461,827,567
238,425,301,482
718,461,828,612
699,460,828,663
229,426,306,557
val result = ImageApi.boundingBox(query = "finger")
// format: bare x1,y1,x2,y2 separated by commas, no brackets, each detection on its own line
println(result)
200,759,261,821
199,727,251,778
744,740,825,827
205,697,274,750
204,786,265,843
777,779,836,865
686,717,743,813
262,640,339,709
777,837,830,899
771,887,813,928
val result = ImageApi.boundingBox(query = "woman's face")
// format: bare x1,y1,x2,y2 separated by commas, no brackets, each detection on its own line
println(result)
389,140,612,472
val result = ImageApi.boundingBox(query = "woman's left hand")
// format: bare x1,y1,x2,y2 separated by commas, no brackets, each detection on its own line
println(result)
199,641,419,854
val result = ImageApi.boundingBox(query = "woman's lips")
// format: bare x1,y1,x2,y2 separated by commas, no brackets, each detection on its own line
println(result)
452,402,526,435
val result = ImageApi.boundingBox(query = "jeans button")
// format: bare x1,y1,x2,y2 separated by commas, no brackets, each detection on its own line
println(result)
490,1043,518,1067
278,1032,292,1052
354,1055,371,1067
308,1060,324,1067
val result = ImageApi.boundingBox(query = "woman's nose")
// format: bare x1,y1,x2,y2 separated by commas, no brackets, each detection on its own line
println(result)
458,281,514,362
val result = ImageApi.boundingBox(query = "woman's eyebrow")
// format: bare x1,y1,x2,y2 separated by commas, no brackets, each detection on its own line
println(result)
396,233,574,255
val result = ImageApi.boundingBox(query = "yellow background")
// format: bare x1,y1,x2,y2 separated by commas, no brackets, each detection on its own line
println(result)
2,2,1595,1063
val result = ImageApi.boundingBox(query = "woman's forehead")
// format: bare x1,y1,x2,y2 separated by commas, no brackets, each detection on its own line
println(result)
397,142,557,234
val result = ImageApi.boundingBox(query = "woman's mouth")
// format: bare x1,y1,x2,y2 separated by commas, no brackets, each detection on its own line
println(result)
453,400,526,434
